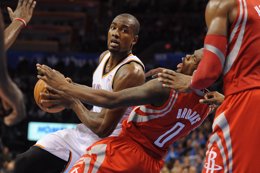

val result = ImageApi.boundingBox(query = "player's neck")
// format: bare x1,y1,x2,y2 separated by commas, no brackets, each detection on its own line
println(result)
110,50,131,59
108,51,131,67
105,56,124,72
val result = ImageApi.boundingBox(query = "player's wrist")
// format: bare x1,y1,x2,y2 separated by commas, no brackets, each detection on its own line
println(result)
14,18,27,28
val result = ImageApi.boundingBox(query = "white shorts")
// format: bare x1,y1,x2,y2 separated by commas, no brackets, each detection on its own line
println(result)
36,123,122,173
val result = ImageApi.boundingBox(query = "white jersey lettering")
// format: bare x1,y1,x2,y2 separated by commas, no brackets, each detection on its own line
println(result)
204,149,223,173
177,108,201,125
254,5,260,16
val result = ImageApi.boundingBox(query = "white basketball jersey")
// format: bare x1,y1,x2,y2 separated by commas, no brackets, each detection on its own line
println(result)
92,51,144,113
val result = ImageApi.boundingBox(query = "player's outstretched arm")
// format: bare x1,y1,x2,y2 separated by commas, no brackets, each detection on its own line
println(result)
4,0,36,50
43,78,168,109
0,11,26,126
37,63,170,137
37,64,167,108
40,78,169,135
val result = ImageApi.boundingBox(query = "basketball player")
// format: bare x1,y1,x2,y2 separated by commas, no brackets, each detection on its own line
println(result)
14,13,145,173
36,49,224,173
156,0,260,172
0,0,36,126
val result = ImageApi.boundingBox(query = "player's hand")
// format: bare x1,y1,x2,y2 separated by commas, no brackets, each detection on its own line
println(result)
158,69,191,92
0,81,26,126
199,91,224,106
40,86,77,109
36,64,69,90
7,0,36,24
145,67,166,78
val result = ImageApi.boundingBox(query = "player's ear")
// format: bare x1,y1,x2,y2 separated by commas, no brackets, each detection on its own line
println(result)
132,35,138,46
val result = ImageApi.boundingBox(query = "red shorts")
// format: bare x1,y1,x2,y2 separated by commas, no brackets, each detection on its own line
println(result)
203,89,260,173
69,136,163,173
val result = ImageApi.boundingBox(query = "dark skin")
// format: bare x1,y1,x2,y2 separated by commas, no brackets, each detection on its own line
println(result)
105,14,139,71
37,49,224,137
5,0,36,50
158,0,237,92
37,14,145,138
0,0,36,126
199,91,224,106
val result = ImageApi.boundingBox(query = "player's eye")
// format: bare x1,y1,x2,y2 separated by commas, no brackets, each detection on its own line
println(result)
110,25,116,30
121,28,129,33
193,55,198,64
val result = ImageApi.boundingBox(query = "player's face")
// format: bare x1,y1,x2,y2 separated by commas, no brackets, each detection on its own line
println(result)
176,49,203,75
107,16,137,53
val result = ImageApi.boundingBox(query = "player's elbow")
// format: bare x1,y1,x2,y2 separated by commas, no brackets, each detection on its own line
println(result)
95,128,112,138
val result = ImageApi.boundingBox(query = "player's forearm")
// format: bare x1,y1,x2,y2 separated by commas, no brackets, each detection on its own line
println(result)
191,61,221,90
71,100,105,135
4,20,24,50
61,83,121,108
191,35,227,90
0,17,11,87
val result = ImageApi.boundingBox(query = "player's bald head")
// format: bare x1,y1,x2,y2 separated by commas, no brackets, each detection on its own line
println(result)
113,13,140,35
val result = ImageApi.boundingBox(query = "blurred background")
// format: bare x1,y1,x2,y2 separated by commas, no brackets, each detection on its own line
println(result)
0,0,214,173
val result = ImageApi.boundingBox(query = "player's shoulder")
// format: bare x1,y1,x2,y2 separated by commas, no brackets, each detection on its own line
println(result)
208,0,236,10
112,61,145,90
98,50,110,63
116,61,145,79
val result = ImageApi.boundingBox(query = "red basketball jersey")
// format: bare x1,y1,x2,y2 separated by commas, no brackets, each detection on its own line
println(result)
120,90,211,159
224,0,260,96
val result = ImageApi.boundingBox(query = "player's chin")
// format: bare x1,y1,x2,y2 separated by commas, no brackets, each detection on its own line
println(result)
108,47,120,54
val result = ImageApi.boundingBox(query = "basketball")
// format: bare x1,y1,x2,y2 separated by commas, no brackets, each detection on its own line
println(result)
34,79,65,113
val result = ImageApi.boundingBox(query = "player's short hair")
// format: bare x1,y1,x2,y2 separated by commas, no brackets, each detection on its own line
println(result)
115,13,140,36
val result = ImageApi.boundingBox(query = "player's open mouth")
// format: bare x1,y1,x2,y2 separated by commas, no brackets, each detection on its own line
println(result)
110,39,120,47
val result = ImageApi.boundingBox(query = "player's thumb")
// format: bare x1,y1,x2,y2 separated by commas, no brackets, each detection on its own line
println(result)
7,7,14,21
66,77,72,83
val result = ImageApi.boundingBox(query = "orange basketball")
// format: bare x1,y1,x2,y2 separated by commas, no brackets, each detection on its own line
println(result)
34,79,65,113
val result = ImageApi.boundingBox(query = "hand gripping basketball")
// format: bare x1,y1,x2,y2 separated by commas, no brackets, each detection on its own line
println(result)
34,79,65,113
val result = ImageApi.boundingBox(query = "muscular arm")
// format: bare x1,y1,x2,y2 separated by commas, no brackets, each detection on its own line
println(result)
69,78,169,137
0,12,25,126
68,62,146,137
4,21,24,50
4,0,36,50
191,0,235,89
65,79,167,109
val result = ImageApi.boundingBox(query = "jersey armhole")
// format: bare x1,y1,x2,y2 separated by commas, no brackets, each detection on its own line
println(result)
111,60,145,90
